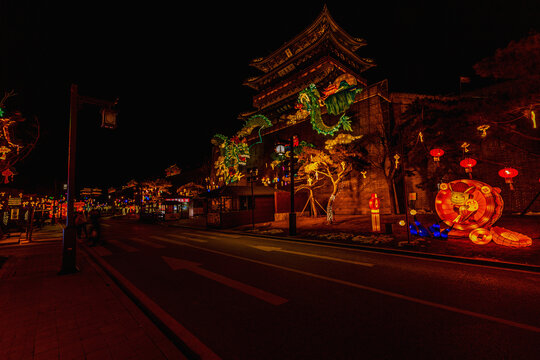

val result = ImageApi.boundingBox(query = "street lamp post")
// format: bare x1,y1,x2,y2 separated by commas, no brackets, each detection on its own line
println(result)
59,84,117,275
289,136,296,236
247,167,258,230
275,136,297,236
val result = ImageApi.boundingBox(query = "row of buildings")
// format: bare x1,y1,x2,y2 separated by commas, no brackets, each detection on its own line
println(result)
203,6,538,227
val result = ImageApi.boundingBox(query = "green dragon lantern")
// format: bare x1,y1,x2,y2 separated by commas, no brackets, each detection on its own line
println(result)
211,115,272,184
297,73,362,136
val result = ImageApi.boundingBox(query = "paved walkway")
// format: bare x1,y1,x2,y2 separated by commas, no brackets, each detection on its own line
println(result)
0,223,67,246
0,240,186,360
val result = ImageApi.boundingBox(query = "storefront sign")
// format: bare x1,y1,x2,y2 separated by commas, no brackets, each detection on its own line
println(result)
8,196,21,206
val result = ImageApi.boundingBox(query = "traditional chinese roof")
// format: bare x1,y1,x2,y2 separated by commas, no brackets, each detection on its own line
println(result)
244,5,374,92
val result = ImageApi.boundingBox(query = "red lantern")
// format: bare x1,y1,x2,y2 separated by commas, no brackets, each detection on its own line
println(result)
460,158,477,179
498,167,518,190
430,148,444,162
368,193,380,211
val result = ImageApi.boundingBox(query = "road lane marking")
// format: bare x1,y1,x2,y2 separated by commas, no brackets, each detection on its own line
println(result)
128,237,165,248
250,245,374,267
166,234,208,243
150,235,172,242
163,239,540,333
101,223,111,227
162,256,287,306
240,234,540,275
84,247,221,360
108,239,139,253
93,245,112,256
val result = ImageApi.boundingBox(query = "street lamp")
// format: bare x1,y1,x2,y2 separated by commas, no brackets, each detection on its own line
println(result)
246,167,258,229
275,143,286,156
60,84,117,275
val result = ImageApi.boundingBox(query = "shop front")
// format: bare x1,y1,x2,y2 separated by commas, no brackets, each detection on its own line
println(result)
161,198,190,220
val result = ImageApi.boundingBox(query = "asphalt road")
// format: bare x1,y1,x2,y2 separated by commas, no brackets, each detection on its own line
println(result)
91,218,540,359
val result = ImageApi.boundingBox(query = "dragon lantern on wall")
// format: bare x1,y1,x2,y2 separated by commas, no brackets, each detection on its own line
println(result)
211,115,272,185
296,73,362,136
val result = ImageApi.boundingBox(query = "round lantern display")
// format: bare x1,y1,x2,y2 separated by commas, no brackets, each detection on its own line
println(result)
498,167,518,190
460,158,477,179
429,148,444,162
434,179,503,237
468,227,492,245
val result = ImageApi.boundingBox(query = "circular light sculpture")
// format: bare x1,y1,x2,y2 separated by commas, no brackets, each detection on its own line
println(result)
468,228,492,245
498,167,518,190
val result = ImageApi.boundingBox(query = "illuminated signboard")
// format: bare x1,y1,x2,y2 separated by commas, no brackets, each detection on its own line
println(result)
165,198,190,203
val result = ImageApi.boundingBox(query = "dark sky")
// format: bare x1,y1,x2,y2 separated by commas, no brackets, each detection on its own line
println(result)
1,0,538,194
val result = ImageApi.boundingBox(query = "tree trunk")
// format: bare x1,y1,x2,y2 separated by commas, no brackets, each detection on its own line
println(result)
386,176,398,214
309,190,318,217
326,183,338,224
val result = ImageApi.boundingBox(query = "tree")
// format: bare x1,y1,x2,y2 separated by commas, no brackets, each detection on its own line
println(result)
296,134,367,223
473,32,540,81
0,90,40,182
141,179,172,202
177,182,204,197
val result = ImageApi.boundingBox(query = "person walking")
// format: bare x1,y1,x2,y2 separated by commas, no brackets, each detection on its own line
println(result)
87,209,101,246
75,211,87,239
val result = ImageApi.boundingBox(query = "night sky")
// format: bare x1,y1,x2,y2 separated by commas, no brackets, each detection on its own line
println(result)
1,0,538,194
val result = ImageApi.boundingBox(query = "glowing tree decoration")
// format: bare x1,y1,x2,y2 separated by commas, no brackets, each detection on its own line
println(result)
459,158,477,179
498,167,518,190
296,134,365,224
429,148,444,162
0,92,40,183
165,164,181,177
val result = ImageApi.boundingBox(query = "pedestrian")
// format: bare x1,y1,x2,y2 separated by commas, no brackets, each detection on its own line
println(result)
75,211,87,238
88,209,101,246
34,210,42,229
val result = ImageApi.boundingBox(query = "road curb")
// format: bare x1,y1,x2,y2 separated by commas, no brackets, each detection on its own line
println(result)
165,223,540,273
80,243,220,360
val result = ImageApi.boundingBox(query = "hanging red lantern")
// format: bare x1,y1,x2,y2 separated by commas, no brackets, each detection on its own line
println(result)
430,148,444,162
460,158,477,179
498,167,518,190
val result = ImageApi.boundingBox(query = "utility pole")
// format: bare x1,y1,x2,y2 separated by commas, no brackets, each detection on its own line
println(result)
289,136,296,236
247,167,258,230
59,84,117,275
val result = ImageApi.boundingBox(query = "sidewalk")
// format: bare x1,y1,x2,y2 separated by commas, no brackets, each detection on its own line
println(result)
233,214,540,267
0,241,186,360
163,213,540,268
0,223,66,246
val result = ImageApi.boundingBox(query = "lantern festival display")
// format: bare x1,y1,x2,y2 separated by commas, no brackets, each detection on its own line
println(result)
491,226,532,247
368,193,380,232
498,167,518,190
429,148,444,162
459,158,477,179
435,179,532,247
435,179,503,237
